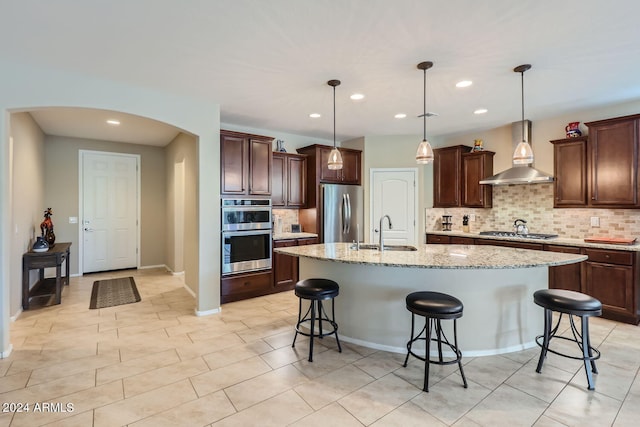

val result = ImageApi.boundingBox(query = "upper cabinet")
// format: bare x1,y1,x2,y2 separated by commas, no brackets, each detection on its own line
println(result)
298,144,361,186
586,115,640,208
461,150,494,208
552,115,640,209
551,136,588,207
272,152,307,208
221,130,273,196
434,145,494,208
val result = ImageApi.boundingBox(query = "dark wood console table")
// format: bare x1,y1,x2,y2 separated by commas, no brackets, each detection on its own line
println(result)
22,242,71,310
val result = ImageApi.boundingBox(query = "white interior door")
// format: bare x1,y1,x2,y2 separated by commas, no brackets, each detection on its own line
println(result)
82,151,138,273
370,168,417,245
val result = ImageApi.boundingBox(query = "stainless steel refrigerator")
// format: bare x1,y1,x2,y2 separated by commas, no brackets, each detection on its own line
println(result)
320,184,363,243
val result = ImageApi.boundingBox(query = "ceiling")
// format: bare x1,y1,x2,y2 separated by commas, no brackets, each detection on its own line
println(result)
3,1,640,145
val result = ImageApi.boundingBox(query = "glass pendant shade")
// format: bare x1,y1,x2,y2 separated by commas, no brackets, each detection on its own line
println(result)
327,79,344,170
416,139,434,164
512,64,534,165
327,147,343,170
513,140,534,164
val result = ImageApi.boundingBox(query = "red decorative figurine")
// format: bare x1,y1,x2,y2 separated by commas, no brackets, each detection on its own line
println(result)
40,208,56,246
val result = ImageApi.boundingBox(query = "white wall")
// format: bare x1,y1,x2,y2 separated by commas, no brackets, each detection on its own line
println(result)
0,59,220,356
9,113,46,317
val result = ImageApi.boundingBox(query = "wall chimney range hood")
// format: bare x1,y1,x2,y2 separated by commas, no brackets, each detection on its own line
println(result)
479,120,554,185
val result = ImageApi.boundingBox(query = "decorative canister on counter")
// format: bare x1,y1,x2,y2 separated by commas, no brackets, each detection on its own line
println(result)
462,215,470,233
565,122,582,138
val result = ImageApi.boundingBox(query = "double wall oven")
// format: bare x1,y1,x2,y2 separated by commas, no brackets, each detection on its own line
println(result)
221,199,272,275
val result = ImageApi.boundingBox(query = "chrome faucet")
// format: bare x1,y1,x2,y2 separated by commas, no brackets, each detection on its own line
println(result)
379,215,393,251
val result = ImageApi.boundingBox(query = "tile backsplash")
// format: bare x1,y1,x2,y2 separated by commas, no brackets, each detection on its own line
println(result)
426,183,640,239
272,209,299,233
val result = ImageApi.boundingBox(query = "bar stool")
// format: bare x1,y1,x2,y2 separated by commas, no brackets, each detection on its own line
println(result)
291,278,342,362
533,289,602,390
403,291,468,392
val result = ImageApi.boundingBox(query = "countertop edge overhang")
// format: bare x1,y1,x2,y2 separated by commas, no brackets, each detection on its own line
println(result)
275,242,587,269
272,232,318,240
426,230,640,252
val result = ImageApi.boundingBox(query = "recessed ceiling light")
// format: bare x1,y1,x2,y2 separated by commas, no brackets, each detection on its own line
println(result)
350,93,365,100
456,80,473,88
474,108,488,115
394,113,407,119
309,113,321,118
106,119,121,125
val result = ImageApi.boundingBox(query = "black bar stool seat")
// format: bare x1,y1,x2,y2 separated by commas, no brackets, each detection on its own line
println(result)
292,278,342,362
533,289,602,390
403,291,468,392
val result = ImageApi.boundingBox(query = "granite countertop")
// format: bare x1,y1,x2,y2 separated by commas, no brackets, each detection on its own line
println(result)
274,242,587,269
272,232,318,241
426,230,640,252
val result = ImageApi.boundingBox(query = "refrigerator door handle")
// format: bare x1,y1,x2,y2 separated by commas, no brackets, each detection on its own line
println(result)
341,194,348,234
345,193,351,234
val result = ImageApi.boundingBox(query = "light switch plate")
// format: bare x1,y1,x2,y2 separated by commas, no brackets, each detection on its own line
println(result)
590,216,600,227
69,216,78,224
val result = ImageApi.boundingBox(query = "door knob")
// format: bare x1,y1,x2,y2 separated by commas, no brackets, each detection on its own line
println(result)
84,228,94,232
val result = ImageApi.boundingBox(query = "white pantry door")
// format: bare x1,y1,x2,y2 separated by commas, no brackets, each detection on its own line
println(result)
82,152,138,273
370,168,418,245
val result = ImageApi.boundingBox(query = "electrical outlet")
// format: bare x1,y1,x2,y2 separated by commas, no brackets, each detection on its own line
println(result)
470,214,476,222
590,216,600,227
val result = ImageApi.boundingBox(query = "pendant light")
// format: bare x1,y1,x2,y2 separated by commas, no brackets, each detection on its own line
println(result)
327,79,343,170
512,64,534,165
416,61,435,164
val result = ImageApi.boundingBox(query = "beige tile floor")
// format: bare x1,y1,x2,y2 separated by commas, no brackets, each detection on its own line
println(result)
2,268,639,426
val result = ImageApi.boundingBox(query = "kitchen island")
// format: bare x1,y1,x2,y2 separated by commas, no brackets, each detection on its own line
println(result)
275,242,587,356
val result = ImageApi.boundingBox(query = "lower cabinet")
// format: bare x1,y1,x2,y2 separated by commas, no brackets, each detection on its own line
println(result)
425,233,640,324
273,237,318,291
547,245,582,292
583,248,637,324
221,270,273,304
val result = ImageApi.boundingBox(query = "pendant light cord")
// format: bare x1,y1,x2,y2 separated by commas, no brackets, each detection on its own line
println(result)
521,69,525,142
333,84,336,148
423,68,427,141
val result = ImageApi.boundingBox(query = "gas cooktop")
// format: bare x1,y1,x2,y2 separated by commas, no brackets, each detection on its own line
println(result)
479,231,559,240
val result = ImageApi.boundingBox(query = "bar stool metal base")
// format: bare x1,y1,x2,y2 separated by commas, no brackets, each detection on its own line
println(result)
535,310,601,390
533,289,602,390
292,290,341,362
402,291,468,392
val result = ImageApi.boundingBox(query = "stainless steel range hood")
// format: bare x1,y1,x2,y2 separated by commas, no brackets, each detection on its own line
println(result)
479,120,554,185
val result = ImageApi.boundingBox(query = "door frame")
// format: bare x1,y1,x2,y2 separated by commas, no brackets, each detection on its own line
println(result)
78,150,141,275
369,167,419,244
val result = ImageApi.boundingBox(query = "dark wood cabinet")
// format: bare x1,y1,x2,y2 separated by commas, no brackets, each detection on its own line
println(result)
434,146,493,208
551,136,588,207
450,236,475,244
273,236,318,291
298,144,361,190
316,146,361,184
434,146,466,208
586,115,640,207
273,239,298,289
272,152,307,208
426,234,451,244
546,244,582,291
583,248,638,323
425,233,640,324
220,130,273,196
474,239,544,251
220,270,273,303
461,151,494,208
